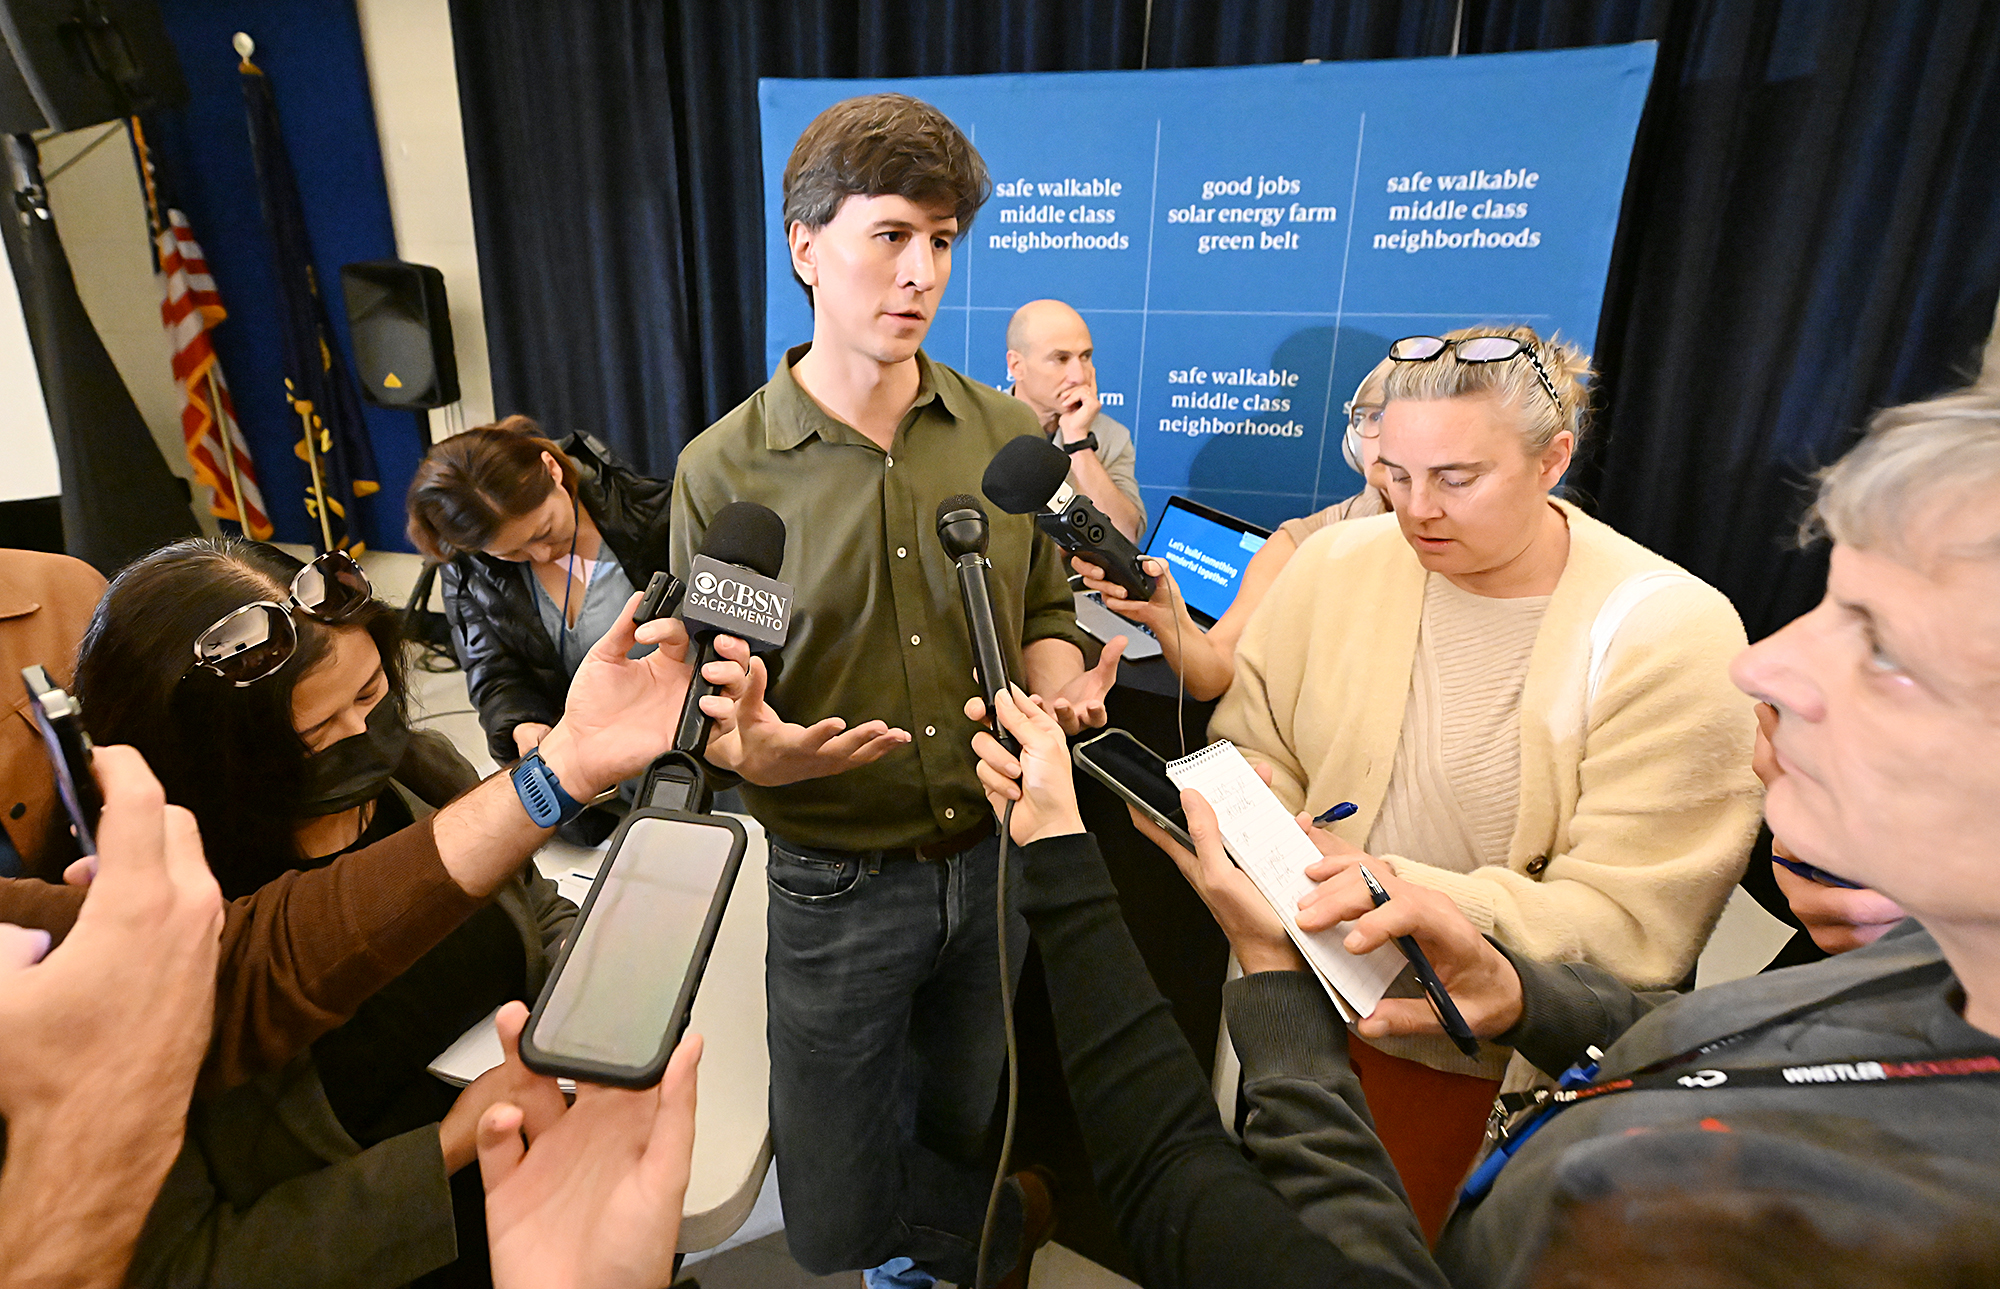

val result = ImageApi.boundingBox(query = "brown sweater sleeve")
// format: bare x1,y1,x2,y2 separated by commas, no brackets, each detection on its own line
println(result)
0,819,485,1095
198,815,483,1093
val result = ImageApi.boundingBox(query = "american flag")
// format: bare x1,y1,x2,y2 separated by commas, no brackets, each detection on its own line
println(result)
156,206,273,540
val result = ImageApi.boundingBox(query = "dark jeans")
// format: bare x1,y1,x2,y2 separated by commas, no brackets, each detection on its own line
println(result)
765,831,1027,1283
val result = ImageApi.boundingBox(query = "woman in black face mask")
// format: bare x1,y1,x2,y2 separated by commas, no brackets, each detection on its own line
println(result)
73,537,576,1289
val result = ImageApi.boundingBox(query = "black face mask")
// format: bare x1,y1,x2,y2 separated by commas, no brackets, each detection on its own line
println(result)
299,701,411,817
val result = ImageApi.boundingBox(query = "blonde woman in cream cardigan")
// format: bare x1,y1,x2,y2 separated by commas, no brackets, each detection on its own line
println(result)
1207,325,1762,1239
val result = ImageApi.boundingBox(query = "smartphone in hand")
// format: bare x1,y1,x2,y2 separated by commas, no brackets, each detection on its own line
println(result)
23,665,100,856
520,809,746,1088
1074,728,1195,852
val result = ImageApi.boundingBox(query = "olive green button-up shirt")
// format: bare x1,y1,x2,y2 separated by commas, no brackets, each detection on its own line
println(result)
670,344,1089,850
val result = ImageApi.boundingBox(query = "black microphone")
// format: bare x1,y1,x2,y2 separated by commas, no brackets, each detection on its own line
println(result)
671,502,794,757
982,435,1157,601
937,496,1016,754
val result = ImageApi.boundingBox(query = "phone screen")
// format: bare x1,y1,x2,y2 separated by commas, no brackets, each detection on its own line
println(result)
1079,730,1187,829
530,816,740,1073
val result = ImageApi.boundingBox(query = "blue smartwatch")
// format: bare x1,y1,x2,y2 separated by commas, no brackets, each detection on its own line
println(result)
513,747,586,827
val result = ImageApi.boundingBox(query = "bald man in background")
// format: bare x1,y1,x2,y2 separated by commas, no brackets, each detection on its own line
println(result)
1005,300,1146,540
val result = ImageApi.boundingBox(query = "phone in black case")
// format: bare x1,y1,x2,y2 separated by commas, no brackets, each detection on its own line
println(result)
22,665,100,856
520,809,746,1088
1074,728,1195,852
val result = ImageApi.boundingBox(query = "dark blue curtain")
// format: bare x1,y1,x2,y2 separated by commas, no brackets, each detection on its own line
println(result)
448,0,1444,476
449,0,2000,639
1471,0,2000,638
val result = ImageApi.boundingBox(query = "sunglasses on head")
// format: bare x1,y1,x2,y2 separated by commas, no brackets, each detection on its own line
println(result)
1387,334,1563,411
187,551,374,687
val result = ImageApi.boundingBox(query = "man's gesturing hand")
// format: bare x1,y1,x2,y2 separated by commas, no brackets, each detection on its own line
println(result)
1292,837,1524,1040
701,635,910,786
481,1017,702,1289
1041,635,1124,735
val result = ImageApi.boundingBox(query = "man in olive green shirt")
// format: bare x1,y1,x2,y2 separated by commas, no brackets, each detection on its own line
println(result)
674,343,1094,847
669,95,1122,1289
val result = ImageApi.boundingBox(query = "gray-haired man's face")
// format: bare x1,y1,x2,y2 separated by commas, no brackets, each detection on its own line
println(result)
1733,508,2000,920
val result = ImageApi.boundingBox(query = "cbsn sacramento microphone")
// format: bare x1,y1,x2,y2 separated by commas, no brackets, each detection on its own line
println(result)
981,435,1157,601
670,502,795,760
936,495,1016,754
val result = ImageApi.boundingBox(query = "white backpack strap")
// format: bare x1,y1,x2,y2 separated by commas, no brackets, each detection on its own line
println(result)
1587,569,1699,711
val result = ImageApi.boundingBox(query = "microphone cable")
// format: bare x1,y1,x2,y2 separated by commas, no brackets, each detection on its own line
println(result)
971,563,1187,1286
1166,569,1189,757
974,793,1019,1289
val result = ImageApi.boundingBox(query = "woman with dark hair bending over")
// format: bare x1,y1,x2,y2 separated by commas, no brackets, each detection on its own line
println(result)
74,538,581,1289
407,418,671,779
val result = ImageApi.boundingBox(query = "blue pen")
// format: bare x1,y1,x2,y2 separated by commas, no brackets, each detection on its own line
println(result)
1313,801,1358,825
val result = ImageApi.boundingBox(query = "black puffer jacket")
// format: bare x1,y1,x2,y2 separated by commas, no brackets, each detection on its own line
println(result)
439,433,671,763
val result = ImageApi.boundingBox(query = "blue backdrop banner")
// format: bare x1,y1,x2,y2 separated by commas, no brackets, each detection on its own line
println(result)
760,45,1655,532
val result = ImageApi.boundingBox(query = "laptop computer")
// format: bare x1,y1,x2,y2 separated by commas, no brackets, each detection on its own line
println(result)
1073,495,1273,653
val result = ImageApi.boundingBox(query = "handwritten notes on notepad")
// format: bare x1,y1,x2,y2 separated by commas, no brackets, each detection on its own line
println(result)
1166,740,1403,1020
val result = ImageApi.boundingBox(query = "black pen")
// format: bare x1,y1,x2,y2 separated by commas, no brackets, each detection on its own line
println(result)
1357,863,1481,1058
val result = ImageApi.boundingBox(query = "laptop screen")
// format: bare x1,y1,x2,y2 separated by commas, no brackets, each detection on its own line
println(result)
1143,497,1271,627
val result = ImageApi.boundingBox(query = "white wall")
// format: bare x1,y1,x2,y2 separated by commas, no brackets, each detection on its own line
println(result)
0,215,60,503
35,124,209,528
354,0,494,435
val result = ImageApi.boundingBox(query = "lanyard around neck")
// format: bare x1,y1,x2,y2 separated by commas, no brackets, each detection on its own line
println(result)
1460,960,1995,1205
558,488,580,646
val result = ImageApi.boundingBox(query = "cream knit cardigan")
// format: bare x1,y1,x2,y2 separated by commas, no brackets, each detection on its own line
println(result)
1210,500,1762,989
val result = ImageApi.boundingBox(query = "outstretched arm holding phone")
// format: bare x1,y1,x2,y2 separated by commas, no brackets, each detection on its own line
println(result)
969,690,1442,1289
0,597,735,1093
976,692,1703,1281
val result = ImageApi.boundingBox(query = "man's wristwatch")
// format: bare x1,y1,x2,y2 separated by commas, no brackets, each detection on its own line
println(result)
1061,431,1100,455
513,747,587,827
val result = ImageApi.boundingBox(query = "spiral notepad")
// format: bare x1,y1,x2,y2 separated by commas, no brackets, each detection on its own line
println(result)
1166,740,1402,1020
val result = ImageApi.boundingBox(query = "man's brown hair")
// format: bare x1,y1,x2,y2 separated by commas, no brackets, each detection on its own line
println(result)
781,93,990,301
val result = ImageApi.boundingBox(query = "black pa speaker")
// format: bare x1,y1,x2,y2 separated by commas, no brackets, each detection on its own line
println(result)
0,0,187,134
341,259,459,410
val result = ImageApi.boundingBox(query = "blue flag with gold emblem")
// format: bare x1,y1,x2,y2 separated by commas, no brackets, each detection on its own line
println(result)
239,50,377,552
